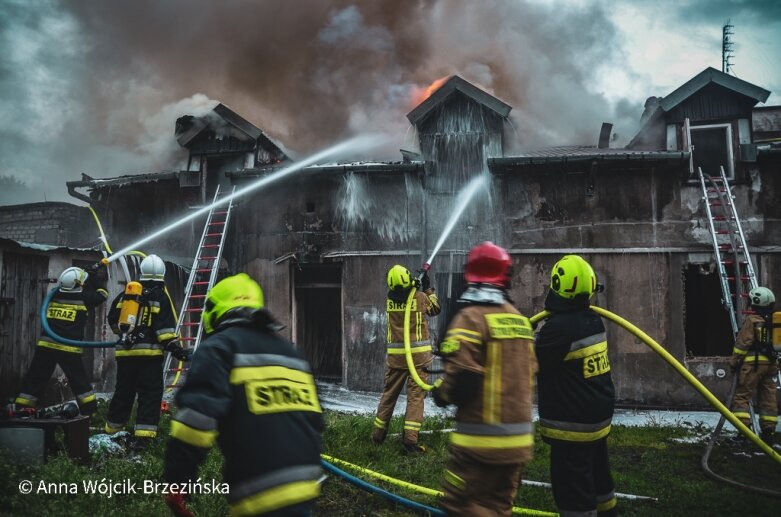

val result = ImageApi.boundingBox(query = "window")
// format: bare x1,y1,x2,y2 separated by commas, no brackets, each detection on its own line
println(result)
690,123,734,180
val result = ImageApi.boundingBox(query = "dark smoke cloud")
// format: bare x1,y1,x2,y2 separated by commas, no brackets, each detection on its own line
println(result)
1,0,653,203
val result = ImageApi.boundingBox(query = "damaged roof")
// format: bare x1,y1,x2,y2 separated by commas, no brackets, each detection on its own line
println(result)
407,75,512,125
175,102,290,159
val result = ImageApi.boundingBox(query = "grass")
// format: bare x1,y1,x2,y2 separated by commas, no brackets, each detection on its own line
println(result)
1,402,780,516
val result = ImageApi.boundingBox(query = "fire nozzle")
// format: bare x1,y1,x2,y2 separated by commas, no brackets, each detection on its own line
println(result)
417,262,431,284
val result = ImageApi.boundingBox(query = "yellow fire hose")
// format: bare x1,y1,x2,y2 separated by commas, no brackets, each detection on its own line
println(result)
86,206,187,390
321,454,558,516
585,305,781,464
403,301,781,463
402,286,436,391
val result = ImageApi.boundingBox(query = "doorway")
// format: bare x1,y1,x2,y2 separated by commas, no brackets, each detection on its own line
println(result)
683,263,734,357
294,264,342,382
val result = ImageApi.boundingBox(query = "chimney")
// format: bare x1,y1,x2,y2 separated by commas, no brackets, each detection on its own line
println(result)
598,122,613,149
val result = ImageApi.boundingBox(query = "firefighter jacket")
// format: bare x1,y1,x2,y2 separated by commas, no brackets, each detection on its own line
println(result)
163,310,324,516
732,313,776,366
385,287,441,369
535,290,615,443
38,280,108,354
107,281,178,358
433,286,537,465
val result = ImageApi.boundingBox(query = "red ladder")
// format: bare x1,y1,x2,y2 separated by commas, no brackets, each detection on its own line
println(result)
164,185,236,390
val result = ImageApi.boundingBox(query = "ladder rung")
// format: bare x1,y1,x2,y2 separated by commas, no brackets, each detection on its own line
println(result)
181,322,200,326
184,308,203,312
199,256,218,260
715,230,736,234
212,211,228,215
206,233,224,237
193,281,210,285
195,268,213,272
209,222,225,226
189,295,206,299
202,244,220,248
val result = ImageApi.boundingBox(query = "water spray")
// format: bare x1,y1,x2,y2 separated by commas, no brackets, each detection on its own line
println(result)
424,173,488,267
403,173,491,391
101,134,386,264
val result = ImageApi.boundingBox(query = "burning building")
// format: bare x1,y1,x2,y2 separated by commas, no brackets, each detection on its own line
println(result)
51,69,781,408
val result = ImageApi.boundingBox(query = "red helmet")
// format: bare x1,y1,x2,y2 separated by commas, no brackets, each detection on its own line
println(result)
464,242,512,287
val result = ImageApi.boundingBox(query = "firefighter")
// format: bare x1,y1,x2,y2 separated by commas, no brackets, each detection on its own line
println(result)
372,263,441,454
14,266,108,416
104,254,186,448
535,255,617,516
431,242,536,516
163,273,323,517
729,286,779,445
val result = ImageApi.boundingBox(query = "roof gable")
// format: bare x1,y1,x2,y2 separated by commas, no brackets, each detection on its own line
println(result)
175,103,289,160
660,67,770,112
406,75,512,125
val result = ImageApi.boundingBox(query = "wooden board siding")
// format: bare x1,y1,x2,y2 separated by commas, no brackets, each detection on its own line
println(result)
0,252,49,400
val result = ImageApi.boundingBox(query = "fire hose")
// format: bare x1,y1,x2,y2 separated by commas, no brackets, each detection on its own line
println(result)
400,300,781,475
321,454,557,516
403,297,781,462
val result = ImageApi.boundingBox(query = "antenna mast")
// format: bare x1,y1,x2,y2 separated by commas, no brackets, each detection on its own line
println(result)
722,21,734,74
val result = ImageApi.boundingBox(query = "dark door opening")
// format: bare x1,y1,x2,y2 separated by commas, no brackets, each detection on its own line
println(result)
294,264,342,382
683,263,734,357
690,126,732,179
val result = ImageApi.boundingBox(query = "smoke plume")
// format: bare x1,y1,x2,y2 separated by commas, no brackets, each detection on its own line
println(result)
2,0,649,203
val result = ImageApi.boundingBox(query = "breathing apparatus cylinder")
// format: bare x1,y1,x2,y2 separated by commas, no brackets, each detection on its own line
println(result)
773,312,781,352
118,281,143,336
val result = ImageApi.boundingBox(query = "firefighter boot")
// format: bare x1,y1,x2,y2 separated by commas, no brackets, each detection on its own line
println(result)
403,442,427,455
760,429,775,446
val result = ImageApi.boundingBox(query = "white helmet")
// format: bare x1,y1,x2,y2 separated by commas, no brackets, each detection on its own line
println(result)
140,255,166,282
59,267,88,292
749,286,775,308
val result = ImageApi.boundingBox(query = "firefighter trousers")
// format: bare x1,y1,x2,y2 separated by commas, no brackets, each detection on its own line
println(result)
440,447,524,517
15,347,96,415
372,365,429,445
548,438,617,516
106,356,163,438
732,362,779,433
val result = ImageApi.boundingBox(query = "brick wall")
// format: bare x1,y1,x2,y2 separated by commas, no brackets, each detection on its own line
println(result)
0,202,94,247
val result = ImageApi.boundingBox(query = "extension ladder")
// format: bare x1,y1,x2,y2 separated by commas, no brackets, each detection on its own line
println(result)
697,165,768,431
164,185,236,390
697,165,758,335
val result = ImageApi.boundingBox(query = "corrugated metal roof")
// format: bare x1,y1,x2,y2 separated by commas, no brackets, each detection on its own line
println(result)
0,236,101,253
489,146,690,169
407,75,512,125
66,171,180,189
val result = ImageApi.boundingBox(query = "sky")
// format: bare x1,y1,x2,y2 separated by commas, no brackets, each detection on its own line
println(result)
1,0,779,204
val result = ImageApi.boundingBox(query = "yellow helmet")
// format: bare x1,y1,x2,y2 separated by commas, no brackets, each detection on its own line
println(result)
203,273,264,334
387,264,413,290
550,255,598,300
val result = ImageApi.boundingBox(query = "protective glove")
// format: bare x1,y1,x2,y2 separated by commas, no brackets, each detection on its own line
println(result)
165,342,192,362
430,379,448,407
164,493,194,517
418,270,431,292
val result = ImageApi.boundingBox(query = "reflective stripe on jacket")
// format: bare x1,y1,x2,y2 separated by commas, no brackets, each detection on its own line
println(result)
438,302,537,464
535,295,615,444
164,317,323,514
